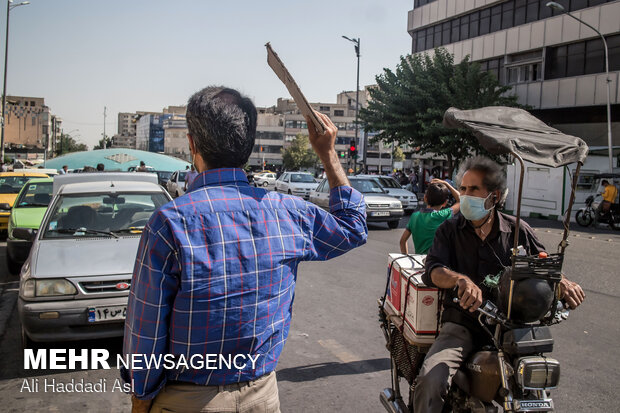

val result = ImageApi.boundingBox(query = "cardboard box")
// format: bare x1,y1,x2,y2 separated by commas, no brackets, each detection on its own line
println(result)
402,271,440,345
385,254,426,316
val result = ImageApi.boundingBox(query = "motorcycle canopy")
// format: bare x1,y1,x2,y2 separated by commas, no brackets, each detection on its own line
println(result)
443,106,589,167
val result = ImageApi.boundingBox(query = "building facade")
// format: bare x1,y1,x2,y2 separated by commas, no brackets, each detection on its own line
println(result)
135,113,172,153
3,96,58,158
163,115,190,161
408,0,620,156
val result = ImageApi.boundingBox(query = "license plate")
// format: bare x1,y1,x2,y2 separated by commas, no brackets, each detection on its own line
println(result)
372,211,390,217
514,399,554,411
88,306,127,322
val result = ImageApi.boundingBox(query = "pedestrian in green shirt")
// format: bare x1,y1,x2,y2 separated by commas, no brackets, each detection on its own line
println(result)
400,179,460,254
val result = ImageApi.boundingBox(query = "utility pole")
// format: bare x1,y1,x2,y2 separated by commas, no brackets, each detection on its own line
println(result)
103,106,107,149
342,35,362,173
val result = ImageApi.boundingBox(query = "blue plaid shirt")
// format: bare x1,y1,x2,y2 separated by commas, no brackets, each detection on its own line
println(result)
122,168,367,399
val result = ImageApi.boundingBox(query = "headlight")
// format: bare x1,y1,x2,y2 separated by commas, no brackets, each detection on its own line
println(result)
21,279,77,297
391,202,401,208
21,279,36,298
516,357,560,390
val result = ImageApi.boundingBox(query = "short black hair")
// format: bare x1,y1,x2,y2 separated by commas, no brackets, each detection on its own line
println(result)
602,179,609,186
96,163,104,171
425,183,450,207
186,86,257,169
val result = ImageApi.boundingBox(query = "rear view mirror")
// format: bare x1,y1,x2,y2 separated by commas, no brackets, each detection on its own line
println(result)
0,203,10,211
13,227,35,241
103,197,126,205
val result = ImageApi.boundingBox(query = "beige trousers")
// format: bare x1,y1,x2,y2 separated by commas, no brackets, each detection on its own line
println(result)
149,371,280,413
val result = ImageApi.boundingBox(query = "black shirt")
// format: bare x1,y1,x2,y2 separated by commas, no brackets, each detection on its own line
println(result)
423,211,546,334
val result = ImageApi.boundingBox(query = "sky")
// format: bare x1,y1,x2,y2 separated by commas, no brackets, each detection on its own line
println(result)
1,0,414,149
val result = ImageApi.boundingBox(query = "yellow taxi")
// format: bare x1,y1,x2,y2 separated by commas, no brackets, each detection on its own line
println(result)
0,171,49,231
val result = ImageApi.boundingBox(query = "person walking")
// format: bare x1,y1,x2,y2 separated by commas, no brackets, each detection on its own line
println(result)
122,86,367,413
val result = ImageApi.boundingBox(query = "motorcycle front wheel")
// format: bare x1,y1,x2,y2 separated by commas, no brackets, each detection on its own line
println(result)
576,210,593,227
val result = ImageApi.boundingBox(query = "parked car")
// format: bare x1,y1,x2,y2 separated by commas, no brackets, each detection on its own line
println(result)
154,170,173,187
310,176,403,229
166,170,188,197
358,174,418,212
275,172,319,200
0,171,49,234
253,172,277,187
6,177,54,275
17,172,171,345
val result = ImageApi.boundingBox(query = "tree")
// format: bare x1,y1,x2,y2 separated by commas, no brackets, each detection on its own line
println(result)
55,134,88,156
94,135,112,150
359,48,520,175
393,146,405,162
281,134,318,171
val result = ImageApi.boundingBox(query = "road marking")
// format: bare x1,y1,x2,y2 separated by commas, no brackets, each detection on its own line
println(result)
318,339,361,364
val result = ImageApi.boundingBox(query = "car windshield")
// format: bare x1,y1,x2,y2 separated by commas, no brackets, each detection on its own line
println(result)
15,182,53,207
378,177,402,189
43,192,169,238
350,179,385,194
0,176,34,194
157,171,173,180
290,174,315,183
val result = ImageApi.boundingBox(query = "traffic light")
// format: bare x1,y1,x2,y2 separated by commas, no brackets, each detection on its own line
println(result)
349,144,358,159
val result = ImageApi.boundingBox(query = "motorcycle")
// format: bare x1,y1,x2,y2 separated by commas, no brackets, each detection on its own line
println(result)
575,194,620,229
378,106,589,413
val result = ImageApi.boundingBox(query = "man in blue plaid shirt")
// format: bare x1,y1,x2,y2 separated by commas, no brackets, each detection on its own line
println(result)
122,86,367,412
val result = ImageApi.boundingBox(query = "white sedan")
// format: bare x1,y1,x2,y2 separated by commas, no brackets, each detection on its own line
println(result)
275,172,319,200
166,170,188,198
253,172,277,187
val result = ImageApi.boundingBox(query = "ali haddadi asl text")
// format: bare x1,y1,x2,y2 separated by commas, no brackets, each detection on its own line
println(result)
20,378,132,393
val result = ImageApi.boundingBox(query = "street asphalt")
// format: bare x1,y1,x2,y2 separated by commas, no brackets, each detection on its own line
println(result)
0,215,618,412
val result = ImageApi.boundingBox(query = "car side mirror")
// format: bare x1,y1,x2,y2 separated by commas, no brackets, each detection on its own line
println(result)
0,203,11,211
13,227,35,241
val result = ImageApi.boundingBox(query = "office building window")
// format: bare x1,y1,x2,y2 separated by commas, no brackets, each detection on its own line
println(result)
545,34,620,79
334,110,344,117
410,0,615,53
414,0,437,7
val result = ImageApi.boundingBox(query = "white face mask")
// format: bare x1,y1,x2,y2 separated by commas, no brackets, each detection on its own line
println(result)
460,193,494,221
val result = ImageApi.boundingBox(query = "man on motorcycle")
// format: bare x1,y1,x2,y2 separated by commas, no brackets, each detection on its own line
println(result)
414,156,585,413
600,179,618,216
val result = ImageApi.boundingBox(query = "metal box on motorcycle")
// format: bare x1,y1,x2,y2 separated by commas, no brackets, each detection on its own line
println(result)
502,326,554,356
385,253,439,345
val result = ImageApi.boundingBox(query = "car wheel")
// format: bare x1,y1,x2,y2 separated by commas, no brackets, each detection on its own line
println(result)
6,253,22,276
21,327,37,349
263,181,269,187
387,220,399,229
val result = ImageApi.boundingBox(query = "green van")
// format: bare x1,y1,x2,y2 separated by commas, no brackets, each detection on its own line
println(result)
7,177,53,274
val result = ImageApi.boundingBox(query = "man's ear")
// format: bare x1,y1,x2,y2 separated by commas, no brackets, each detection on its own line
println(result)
187,134,195,154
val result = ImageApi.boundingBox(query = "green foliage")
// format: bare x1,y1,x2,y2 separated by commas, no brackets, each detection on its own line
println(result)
359,48,520,174
55,134,88,156
94,136,112,150
281,134,318,170
393,146,405,162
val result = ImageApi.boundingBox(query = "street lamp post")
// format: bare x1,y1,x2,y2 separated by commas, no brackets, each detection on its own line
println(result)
547,2,615,173
342,35,362,173
1,0,30,163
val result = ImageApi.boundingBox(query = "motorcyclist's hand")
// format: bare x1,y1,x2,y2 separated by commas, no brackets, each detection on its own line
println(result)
559,278,585,309
456,277,483,312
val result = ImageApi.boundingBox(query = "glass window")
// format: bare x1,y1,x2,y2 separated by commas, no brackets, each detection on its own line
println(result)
514,0,527,25
434,25,442,47
43,192,169,238
470,11,480,37
608,35,620,71
460,15,470,40
502,2,514,30
490,5,502,33
426,27,434,50
546,45,567,79
0,176,34,194
479,8,491,35
526,0,538,23
570,0,588,11
585,38,605,74
588,0,606,7
334,109,344,117
15,181,53,207
451,19,460,43
349,179,384,194
290,173,315,183
442,22,451,45
566,42,585,77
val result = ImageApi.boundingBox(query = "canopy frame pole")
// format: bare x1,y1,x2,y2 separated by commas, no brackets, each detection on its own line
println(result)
506,152,525,321
558,162,582,254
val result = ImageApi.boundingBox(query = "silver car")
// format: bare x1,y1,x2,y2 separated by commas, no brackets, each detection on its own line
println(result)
275,172,319,200
358,175,418,212
310,177,403,229
17,173,171,344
